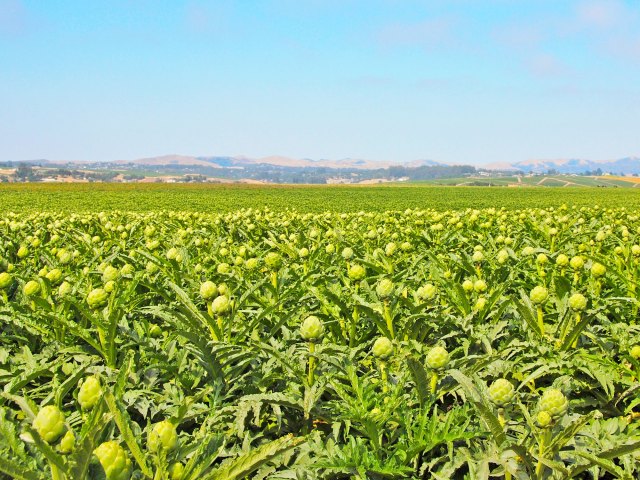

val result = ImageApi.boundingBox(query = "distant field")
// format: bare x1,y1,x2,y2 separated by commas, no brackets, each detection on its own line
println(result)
3,182,640,212
422,174,640,188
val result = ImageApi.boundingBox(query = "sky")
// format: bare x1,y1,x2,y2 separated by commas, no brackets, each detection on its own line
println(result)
1,0,639,166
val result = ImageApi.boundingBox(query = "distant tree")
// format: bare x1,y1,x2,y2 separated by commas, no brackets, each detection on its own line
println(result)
15,166,39,182
183,174,207,183
123,174,145,181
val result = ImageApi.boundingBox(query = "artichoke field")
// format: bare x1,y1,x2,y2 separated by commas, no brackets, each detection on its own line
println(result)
1,206,640,479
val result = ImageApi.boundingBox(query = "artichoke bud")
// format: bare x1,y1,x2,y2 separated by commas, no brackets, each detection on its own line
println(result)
488,379,515,406
300,315,324,342
148,420,178,452
0,272,12,289
539,388,568,418
426,346,449,370
23,280,41,296
372,337,393,360
591,262,606,277
78,376,102,410
568,293,587,311
199,281,218,300
33,405,65,444
529,286,548,305
376,278,394,299
211,295,231,315
347,264,366,281
94,441,132,480
536,410,553,428
87,288,109,309
264,252,282,269
58,430,75,454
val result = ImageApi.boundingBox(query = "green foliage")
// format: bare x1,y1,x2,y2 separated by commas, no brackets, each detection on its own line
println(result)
1,204,640,479
3,183,640,212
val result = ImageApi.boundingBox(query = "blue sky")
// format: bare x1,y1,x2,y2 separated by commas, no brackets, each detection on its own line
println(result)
1,0,639,165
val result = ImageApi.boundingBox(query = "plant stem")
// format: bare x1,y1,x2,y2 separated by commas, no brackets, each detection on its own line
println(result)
307,342,316,386
535,442,544,477
430,372,438,395
50,464,62,480
498,408,506,428
350,306,358,348
208,324,218,341
207,302,220,341
350,283,359,347
537,306,544,336
217,314,224,339
572,312,580,348
380,361,388,393
338,316,347,340
383,300,394,339
535,429,550,479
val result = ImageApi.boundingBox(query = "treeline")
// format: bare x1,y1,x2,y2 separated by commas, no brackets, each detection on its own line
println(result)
134,163,480,183
1,162,482,184
10,166,120,183
383,164,476,180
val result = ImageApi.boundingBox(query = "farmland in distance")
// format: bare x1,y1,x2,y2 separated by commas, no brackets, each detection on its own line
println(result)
3,182,640,212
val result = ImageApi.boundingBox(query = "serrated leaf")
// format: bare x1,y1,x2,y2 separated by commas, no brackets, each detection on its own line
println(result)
546,412,595,454
407,357,430,408
26,426,68,474
448,369,506,446
560,312,591,351
104,390,152,477
69,407,111,480
0,456,43,480
513,291,541,338
203,434,305,480
114,350,134,398
570,451,629,479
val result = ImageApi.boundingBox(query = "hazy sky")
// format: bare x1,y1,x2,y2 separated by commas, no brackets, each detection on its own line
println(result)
1,1,639,165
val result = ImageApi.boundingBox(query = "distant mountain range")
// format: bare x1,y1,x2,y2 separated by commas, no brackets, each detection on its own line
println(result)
118,154,640,175
5,155,640,175
109,155,446,170
508,157,640,174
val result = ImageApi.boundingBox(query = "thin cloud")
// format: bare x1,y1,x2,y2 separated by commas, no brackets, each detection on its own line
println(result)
576,0,628,29
350,75,397,88
184,1,229,35
574,0,640,63
377,16,459,50
492,23,545,50
527,53,571,77
185,4,210,33
606,34,640,62
0,0,27,35
414,77,459,90
492,2,640,71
